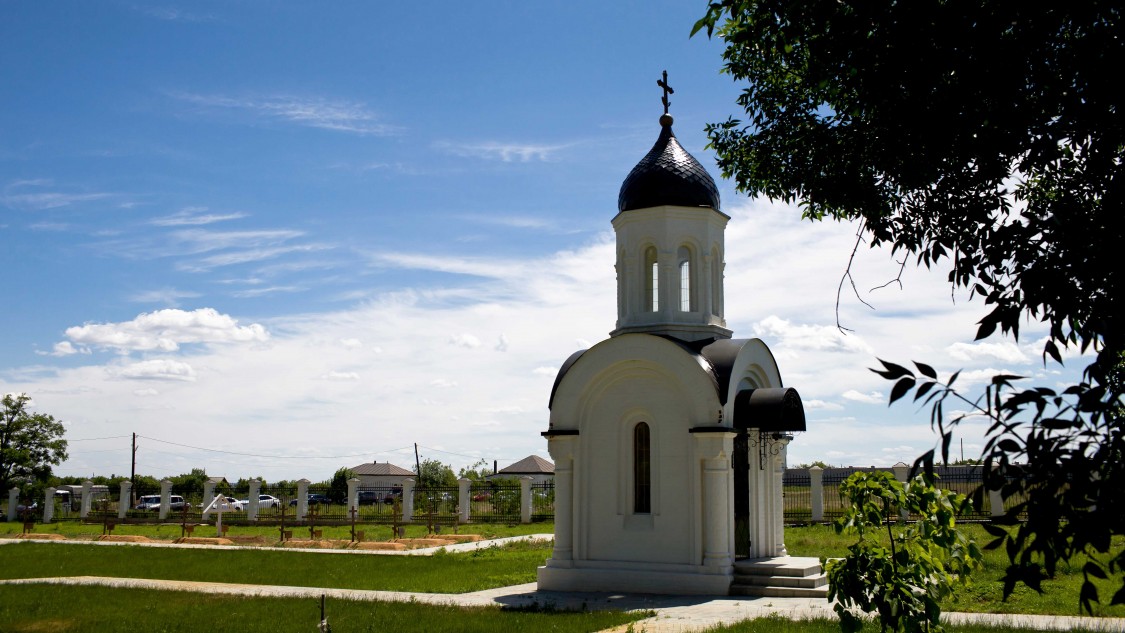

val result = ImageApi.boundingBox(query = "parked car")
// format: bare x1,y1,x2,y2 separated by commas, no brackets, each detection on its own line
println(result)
289,493,332,507
255,494,281,509
356,490,381,506
210,496,244,511
134,495,190,511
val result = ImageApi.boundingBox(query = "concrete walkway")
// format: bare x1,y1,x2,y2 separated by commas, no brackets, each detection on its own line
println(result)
3,535,1123,632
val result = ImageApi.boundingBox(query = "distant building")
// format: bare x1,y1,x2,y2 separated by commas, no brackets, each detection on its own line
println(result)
488,455,554,484
350,461,414,488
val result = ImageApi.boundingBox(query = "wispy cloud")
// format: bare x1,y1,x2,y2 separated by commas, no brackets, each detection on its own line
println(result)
435,140,571,162
171,92,401,136
150,207,247,226
230,285,304,298
180,244,331,272
372,252,522,280
134,5,215,22
130,288,203,307
3,180,113,211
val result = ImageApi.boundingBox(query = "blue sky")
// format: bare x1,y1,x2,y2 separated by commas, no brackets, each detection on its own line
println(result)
1,2,1076,483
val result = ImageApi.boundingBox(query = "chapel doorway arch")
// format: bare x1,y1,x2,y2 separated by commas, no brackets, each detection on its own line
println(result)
731,387,806,559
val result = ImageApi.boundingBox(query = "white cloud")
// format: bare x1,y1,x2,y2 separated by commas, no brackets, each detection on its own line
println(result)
752,315,873,354
841,390,885,404
63,308,269,353
133,388,159,396
950,368,1020,389
113,359,197,381
532,366,557,376
449,334,481,349
37,342,86,357
495,334,509,352
946,341,1029,364
803,399,844,411
323,371,360,381
340,338,362,349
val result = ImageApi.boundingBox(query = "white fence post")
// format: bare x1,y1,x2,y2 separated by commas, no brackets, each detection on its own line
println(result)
202,480,217,520
80,480,94,518
808,466,824,522
519,477,533,524
989,488,1005,517
118,481,131,519
458,478,471,524
248,480,262,521
892,463,910,521
402,478,415,522
7,487,20,522
43,487,56,523
346,478,360,520
297,479,310,520
159,479,173,520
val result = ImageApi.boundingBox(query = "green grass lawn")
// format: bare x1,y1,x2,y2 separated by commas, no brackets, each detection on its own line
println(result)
3,520,1122,622
0,538,551,593
700,614,1104,633
784,523,1125,618
0,519,550,542
0,584,646,633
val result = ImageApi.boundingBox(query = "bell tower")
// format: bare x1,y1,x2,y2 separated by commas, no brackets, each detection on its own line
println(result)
611,72,731,343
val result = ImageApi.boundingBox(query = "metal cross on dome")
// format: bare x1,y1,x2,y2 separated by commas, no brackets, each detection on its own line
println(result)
657,70,674,115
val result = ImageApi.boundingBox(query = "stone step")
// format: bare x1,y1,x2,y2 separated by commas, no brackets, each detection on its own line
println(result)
733,556,823,577
730,583,830,598
732,573,828,589
730,556,829,598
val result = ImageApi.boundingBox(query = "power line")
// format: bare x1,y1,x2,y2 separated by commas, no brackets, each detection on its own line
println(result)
417,444,520,463
136,434,413,461
68,435,131,442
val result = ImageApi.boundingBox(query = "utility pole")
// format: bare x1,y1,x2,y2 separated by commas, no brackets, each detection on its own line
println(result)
130,433,138,505
414,443,422,483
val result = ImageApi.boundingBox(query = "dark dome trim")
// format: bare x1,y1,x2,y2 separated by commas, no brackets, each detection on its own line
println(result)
732,388,806,433
548,349,588,410
618,124,721,212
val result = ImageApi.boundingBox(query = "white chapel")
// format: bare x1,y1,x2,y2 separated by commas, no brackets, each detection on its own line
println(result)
537,79,808,596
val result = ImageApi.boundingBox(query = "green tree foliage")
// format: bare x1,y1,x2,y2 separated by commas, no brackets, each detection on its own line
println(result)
694,1,1123,610
458,458,492,481
169,468,208,499
414,458,456,489
0,394,68,495
827,471,982,633
329,467,355,503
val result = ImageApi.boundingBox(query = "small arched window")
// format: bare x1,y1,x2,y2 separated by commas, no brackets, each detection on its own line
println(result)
634,422,651,513
644,247,659,312
678,245,693,312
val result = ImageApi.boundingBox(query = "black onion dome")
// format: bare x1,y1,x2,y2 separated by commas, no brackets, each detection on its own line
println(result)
617,116,721,212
